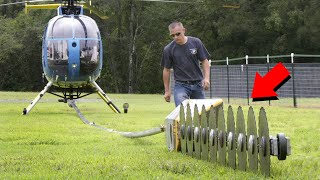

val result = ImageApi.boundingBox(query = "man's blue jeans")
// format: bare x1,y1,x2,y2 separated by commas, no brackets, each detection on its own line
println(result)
174,80,205,106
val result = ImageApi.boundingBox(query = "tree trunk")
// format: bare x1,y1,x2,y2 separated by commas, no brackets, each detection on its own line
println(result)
128,0,136,93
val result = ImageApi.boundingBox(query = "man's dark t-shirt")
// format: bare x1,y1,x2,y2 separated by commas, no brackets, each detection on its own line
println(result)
161,36,210,81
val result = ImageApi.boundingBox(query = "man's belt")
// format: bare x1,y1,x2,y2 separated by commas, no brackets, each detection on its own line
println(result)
175,80,202,85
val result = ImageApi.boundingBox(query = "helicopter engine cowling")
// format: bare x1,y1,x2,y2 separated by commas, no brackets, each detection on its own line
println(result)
42,14,103,88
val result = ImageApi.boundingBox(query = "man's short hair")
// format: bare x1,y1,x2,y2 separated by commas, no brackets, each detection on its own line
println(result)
168,21,184,30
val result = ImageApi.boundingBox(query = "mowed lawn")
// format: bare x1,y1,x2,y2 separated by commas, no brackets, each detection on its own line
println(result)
0,92,319,179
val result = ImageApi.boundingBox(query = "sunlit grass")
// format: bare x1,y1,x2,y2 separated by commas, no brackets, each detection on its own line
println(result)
0,92,319,179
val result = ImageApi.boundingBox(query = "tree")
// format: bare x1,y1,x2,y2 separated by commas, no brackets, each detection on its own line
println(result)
0,0,319,92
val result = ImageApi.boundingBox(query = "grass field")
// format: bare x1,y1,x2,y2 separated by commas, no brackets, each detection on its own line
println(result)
0,92,319,179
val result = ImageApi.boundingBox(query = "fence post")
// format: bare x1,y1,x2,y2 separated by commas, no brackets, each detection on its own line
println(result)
209,59,212,99
227,57,230,104
267,55,271,106
246,55,249,106
291,53,297,108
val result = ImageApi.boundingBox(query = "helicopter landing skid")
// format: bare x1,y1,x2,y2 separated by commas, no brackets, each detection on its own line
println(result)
23,81,53,115
91,81,121,114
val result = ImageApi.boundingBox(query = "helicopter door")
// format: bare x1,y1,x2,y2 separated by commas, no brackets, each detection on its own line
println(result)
68,40,80,80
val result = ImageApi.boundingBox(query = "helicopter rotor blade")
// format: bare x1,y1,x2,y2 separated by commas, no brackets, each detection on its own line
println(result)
135,0,195,4
134,0,240,8
82,1,108,20
0,0,54,7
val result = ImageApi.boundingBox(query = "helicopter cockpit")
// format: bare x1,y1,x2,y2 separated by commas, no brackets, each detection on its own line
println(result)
44,14,101,82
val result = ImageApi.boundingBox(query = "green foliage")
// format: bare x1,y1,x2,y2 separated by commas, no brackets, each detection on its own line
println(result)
0,92,320,179
0,10,53,91
0,1,319,93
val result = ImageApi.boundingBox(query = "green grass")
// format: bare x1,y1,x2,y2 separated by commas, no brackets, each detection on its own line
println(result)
0,92,319,179
219,97,320,108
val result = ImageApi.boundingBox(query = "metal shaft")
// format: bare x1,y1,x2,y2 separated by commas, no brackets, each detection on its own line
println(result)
91,81,121,113
23,81,53,115
68,100,164,138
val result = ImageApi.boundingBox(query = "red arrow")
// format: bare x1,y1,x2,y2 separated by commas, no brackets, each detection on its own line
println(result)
251,62,291,100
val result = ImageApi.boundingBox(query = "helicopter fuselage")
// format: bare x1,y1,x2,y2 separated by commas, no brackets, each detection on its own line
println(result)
42,10,102,88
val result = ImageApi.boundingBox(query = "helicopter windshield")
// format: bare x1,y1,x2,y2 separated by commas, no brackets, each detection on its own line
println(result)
74,17,99,39
79,40,100,74
46,16,73,38
47,40,68,62
46,16,99,39
45,15,101,80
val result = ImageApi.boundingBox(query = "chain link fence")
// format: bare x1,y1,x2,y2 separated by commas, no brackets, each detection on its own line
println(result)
171,54,320,108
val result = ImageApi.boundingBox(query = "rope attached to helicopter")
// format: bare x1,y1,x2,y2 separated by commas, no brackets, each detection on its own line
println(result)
67,100,165,138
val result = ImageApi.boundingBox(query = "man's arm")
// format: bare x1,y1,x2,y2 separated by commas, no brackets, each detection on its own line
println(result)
163,67,171,102
202,59,210,90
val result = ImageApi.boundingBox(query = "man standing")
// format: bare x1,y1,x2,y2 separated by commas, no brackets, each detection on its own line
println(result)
161,21,211,106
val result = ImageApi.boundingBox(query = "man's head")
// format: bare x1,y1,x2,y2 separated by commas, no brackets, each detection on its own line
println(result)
168,21,186,45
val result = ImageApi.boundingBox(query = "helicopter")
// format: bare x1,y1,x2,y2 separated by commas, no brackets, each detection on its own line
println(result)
0,0,240,115
0,0,121,114
23,0,122,114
